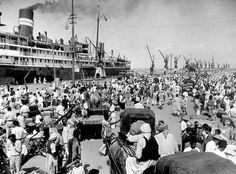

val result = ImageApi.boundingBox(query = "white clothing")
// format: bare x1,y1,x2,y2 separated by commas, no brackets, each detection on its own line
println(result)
0,118,4,125
4,111,16,122
205,140,217,152
126,133,153,174
134,103,144,109
56,105,64,116
83,102,88,109
180,121,187,132
69,166,85,174
45,142,57,173
155,133,178,157
11,126,27,140
213,148,227,159
183,91,188,97
20,105,30,117
183,147,200,152
38,96,44,106
192,89,197,96
126,157,154,174
7,140,22,156
35,114,43,124
230,107,236,118
17,115,25,128
127,134,144,143
29,95,36,104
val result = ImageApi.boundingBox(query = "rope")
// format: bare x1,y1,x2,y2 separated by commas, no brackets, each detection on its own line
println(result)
110,119,121,126
122,141,136,157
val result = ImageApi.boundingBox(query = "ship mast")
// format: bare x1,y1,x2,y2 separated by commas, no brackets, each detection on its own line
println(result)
95,3,100,61
71,0,75,85
94,0,106,78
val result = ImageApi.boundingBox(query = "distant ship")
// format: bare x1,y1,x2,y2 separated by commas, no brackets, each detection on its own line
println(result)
0,7,131,84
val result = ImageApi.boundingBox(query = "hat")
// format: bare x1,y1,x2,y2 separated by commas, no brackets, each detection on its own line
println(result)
182,115,190,121
183,91,188,96
49,133,57,141
213,134,227,141
140,123,151,133
56,124,63,131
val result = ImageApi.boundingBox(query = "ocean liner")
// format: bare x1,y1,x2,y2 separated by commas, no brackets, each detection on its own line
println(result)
0,6,131,85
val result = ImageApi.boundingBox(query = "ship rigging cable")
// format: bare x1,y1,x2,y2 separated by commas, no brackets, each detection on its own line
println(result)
102,19,236,29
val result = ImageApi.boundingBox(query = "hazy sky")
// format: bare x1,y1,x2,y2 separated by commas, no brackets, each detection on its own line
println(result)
0,0,236,69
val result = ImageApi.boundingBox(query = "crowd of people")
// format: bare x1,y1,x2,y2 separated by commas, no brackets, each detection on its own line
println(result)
0,69,236,174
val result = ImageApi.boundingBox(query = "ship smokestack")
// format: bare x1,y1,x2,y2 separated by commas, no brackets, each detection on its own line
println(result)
18,8,34,38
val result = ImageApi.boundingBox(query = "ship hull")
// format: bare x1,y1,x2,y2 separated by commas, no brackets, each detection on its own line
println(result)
0,65,130,84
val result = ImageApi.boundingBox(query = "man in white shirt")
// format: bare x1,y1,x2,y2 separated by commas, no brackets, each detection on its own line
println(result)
37,94,44,108
56,101,65,118
4,107,16,138
155,123,179,157
35,114,43,124
20,103,30,118
8,134,22,174
205,134,224,152
29,93,36,104
213,139,227,159
126,123,159,174
11,120,27,140
109,104,116,129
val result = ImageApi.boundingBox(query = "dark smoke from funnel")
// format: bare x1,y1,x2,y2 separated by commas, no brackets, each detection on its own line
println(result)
27,3,42,11
27,0,57,11
26,0,150,18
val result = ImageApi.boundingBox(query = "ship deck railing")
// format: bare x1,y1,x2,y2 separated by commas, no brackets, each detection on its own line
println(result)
2,60,73,68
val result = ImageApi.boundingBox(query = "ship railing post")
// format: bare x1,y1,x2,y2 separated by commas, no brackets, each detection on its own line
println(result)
53,45,56,88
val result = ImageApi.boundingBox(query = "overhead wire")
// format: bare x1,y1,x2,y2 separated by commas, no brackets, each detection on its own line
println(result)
102,19,236,29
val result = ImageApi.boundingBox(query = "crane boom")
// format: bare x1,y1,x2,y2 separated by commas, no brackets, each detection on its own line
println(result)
183,55,187,61
177,55,181,60
158,50,166,60
146,45,153,62
146,45,154,75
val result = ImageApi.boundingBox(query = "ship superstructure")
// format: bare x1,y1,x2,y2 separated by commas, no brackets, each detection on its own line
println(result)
0,8,131,84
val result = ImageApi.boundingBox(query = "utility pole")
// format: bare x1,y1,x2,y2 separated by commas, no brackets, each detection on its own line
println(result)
71,0,75,86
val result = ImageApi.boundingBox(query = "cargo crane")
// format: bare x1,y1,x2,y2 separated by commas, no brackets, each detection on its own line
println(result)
146,45,155,75
183,55,196,72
